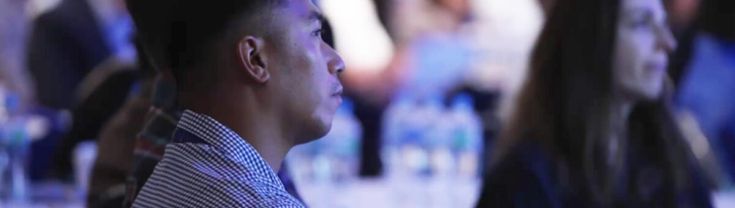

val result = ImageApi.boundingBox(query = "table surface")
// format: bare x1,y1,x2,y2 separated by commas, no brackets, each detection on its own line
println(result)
295,177,735,208
3,181,734,207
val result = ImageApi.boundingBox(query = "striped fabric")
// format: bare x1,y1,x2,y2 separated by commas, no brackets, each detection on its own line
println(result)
133,110,305,208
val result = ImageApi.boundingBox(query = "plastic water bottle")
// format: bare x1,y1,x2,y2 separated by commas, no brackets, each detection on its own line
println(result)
286,99,362,207
7,121,30,203
73,141,98,200
325,99,362,183
0,86,8,201
381,94,412,179
384,93,446,177
420,95,453,177
0,86,30,203
403,95,442,178
288,99,362,183
381,94,429,206
448,94,483,179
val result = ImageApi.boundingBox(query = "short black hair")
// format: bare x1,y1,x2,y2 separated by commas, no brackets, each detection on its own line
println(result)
125,0,283,81
320,16,335,48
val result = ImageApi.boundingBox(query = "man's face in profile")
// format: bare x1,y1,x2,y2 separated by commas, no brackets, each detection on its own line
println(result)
265,0,345,143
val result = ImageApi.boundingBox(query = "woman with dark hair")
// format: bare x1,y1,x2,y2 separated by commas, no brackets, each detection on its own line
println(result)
475,0,713,207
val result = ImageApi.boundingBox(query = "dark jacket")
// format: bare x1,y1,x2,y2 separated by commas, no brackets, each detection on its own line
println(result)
27,0,111,109
476,142,713,208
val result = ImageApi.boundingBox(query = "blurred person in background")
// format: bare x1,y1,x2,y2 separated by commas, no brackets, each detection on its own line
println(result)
461,0,546,167
372,0,395,40
390,0,474,99
323,0,476,176
666,0,700,34
0,0,39,195
663,0,724,190
118,5,182,205
0,0,92,190
676,0,735,188
319,0,395,176
49,52,139,182
85,39,154,207
665,0,701,86
27,0,134,111
0,0,35,108
25,0,134,181
116,27,181,207
476,0,713,206
391,0,472,45
127,0,344,206
0,0,67,183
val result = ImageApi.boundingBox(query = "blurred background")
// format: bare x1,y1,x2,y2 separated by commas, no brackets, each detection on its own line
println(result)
0,0,732,207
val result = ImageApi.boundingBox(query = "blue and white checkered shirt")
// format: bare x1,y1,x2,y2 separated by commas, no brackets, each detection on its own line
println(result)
133,110,306,207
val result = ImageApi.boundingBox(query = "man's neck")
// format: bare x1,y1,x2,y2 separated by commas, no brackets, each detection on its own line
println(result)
180,89,293,172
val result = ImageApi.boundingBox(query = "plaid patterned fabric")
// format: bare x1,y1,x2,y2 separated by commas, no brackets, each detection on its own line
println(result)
132,110,305,207
123,105,180,207
132,108,179,160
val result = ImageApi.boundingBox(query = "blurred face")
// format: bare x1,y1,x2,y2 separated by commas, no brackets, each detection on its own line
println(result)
668,0,700,30
613,0,676,101
436,0,471,20
267,0,345,143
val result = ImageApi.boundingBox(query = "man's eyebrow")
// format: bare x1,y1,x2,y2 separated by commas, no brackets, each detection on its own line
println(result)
307,10,324,24
623,7,652,19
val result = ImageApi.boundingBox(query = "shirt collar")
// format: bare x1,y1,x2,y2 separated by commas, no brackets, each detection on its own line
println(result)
176,109,283,186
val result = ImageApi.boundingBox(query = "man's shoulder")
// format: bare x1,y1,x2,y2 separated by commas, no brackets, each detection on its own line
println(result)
135,176,302,207
134,144,303,207
226,179,305,207
134,178,303,207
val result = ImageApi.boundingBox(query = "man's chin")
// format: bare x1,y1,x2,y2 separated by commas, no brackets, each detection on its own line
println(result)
315,120,333,138
295,120,333,145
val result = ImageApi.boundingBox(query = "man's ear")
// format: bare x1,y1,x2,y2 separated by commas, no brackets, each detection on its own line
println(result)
237,36,270,83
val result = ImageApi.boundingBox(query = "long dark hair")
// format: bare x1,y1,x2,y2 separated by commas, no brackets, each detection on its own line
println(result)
496,0,697,204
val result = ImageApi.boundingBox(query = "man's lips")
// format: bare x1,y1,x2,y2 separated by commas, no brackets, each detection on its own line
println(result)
332,85,343,97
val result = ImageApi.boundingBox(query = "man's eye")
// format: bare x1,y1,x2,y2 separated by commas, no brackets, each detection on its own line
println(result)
313,29,323,38
627,16,656,31
631,20,649,28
